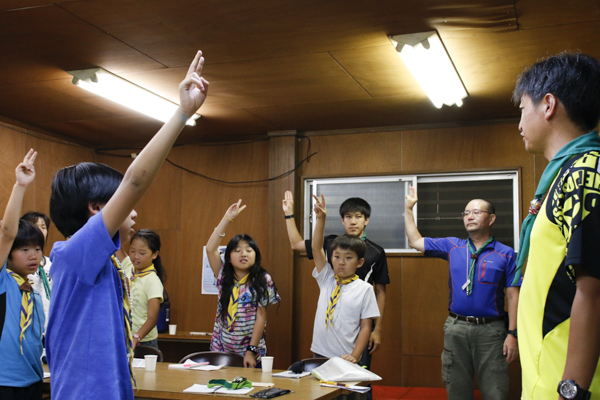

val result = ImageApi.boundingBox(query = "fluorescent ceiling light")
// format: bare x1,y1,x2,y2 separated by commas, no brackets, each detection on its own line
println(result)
67,68,200,126
389,31,468,109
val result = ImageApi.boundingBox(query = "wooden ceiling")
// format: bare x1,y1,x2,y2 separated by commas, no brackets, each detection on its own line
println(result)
0,0,599,149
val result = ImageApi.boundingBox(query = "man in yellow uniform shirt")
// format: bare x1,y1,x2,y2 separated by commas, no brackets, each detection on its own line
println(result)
513,53,600,400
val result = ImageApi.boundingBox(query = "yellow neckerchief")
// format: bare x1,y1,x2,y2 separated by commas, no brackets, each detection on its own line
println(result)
110,255,136,388
7,269,34,353
130,264,156,285
325,274,358,329
227,273,249,330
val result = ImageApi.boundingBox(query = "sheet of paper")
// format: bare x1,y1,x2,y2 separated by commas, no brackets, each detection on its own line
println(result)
168,363,223,370
193,364,224,371
43,372,51,379
271,370,311,379
183,384,253,394
320,383,370,393
132,359,146,369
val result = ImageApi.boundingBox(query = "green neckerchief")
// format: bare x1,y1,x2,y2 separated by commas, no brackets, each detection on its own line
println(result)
360,232,367,241
513,130,600,285
38,256,51,300
466,236,494,295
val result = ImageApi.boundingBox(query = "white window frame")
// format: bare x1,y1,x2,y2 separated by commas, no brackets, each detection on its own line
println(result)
304,170,520,254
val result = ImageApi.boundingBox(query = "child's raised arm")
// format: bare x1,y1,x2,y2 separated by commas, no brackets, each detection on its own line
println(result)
0,149,37,267
206,200,246,278
311,194,328,273
102,51,209,237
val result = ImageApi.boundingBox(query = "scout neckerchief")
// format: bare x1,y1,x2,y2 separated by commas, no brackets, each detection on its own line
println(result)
130,264,156,284
464,236,494,296
38,256,51,300
227,273,249,330
513,130,600,285
8,269,34,353
110,255,136,388
325,274,358,328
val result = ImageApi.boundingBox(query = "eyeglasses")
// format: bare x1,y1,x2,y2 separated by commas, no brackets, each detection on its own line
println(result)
461,209,493,217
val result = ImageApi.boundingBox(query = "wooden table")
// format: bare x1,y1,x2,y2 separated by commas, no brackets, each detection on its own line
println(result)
133,363,349,400
157,332,212,363
43,362,355,399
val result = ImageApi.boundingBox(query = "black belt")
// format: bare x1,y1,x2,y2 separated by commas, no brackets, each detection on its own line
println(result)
449,312,504,325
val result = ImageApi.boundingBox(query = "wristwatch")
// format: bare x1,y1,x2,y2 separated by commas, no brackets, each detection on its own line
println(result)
246,345,259,355
557,380,591,400
133,333,141,341
507,329,517,338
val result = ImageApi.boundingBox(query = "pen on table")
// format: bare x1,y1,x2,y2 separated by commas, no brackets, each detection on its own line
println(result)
320,380,350,388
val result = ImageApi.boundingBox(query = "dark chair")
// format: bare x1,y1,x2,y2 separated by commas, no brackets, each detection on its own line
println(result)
288,357,329,372
179,351,245,367
134,345,164,362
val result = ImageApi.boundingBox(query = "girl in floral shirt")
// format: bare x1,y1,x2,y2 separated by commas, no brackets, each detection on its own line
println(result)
206,200,280,367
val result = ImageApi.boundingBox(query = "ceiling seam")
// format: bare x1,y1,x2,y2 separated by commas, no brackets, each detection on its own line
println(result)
326,52,373,98
54,3,169,69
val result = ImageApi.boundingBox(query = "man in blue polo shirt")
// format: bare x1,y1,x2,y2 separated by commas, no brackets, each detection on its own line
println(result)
404,187,520,400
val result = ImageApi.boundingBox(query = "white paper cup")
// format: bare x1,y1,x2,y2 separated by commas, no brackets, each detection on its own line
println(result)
169,324,177,335
145,355,158,371
261,356,274,373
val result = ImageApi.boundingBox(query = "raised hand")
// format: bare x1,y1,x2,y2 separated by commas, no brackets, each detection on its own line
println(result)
178,51,210,119
405,186,418,211
313,194,326,219
225,199,247,221
282,190,294,216
16,149,37,187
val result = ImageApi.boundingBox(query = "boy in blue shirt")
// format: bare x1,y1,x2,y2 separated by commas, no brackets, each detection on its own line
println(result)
45,51,209,400
0,149,46,400
309,194,380,363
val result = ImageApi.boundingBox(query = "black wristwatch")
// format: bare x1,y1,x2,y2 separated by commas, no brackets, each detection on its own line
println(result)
246,345,259,355
507,329,517,338
557,380,591,400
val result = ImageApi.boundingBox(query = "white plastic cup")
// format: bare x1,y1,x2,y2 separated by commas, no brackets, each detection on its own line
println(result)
261,356,274,373
145,355,158,371
169,324,177,335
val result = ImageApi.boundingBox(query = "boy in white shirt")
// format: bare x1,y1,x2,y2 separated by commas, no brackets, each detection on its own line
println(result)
310,194,380,362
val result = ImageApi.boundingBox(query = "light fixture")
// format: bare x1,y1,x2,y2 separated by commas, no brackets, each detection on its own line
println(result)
67,68,200,126
389,31,468,109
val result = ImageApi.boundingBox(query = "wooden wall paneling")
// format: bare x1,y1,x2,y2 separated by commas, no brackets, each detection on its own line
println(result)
293,256,320,361
267,133,296,370
401,124,525,172
369,255,402,385
178,141,269,334
401,257,448,357
0,125,29,207
1,123,94,253
297,131,403,177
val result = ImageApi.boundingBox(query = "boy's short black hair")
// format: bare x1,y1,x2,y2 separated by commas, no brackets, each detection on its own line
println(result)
513,52,600,132
339,197,371,219
330,234,366,260
50,162,123,238
8,220,45,258
21,212,51,231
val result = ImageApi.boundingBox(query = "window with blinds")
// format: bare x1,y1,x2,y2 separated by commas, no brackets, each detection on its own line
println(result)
304,171,519,253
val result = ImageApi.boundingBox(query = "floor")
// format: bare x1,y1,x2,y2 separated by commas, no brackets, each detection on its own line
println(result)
372,386,483,400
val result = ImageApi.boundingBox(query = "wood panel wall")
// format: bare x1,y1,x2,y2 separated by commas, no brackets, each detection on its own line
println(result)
290,124,547,399
0,119,548,400
0,122,94,248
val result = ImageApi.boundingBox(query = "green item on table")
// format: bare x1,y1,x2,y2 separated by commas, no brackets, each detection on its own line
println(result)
208,377,252,390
